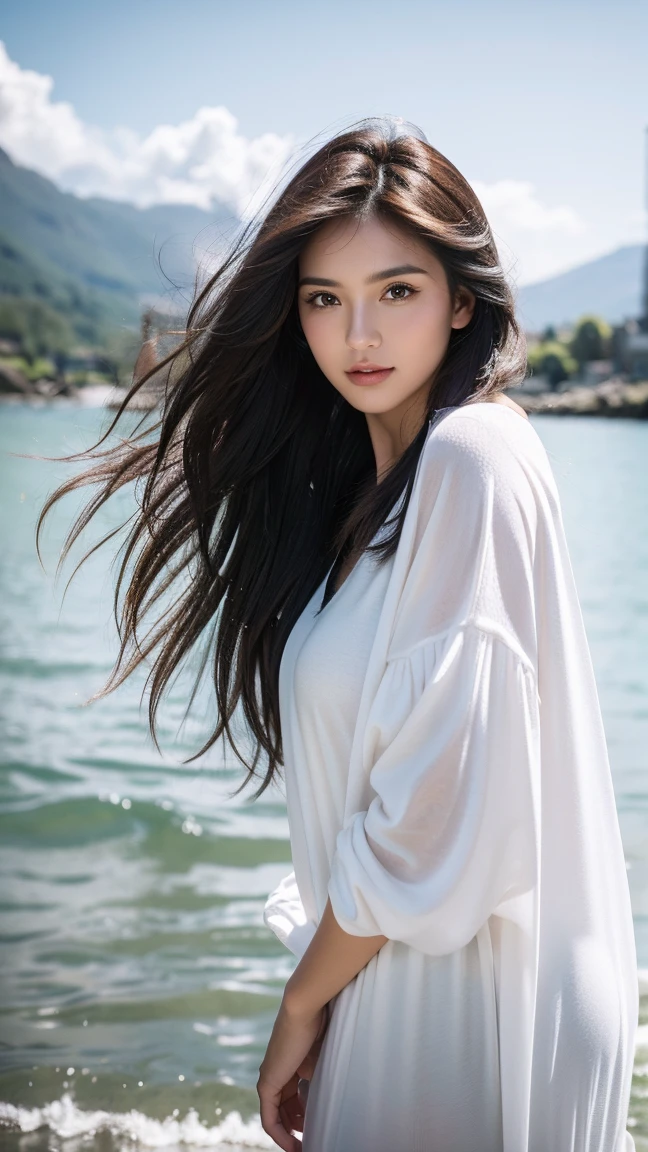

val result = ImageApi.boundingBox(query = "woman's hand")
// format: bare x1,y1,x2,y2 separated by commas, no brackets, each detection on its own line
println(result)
257,998,330,1151
276,1002,330,1139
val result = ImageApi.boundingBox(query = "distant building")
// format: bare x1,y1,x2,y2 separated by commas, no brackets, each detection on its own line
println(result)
612,320,648,381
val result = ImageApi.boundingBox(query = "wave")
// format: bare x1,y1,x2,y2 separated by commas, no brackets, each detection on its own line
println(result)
0,1092,284,1148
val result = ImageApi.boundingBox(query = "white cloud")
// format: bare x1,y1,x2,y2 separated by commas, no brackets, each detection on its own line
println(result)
0,41,296,219
0,41,597,283
471,179,590,286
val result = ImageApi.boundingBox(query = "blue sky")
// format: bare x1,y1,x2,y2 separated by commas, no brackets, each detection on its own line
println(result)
1,0,646,286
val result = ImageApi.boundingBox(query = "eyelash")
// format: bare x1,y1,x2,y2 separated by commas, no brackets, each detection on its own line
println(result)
304,281,419,308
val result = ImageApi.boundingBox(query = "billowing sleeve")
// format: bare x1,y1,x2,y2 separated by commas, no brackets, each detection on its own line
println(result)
263,869,317,959
327,412,542,956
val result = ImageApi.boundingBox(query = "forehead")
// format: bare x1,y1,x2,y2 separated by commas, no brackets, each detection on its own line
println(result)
298,213,433,270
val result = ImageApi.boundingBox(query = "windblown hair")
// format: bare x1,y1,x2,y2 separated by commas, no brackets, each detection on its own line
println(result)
36,116,527,799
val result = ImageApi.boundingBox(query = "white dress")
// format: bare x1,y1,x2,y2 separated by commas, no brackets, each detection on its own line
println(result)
263,402,638,1152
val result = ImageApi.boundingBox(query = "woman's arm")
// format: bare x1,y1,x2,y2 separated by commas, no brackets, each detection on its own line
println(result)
257,898,387,1150
282,896,388,1018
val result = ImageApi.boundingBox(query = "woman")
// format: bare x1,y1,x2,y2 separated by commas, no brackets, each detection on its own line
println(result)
38,117,638,1151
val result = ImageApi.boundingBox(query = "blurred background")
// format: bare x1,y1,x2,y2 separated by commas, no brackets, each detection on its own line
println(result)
1,1,647,1147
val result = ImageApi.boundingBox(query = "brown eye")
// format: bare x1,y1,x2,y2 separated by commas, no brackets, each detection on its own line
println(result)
306,292,339,308
384,282,415,301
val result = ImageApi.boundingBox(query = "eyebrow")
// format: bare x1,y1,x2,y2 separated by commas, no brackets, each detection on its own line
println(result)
297,263,430,289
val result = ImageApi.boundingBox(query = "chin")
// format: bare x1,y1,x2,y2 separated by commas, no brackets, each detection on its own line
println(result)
340,387,422,417
341,392,397,414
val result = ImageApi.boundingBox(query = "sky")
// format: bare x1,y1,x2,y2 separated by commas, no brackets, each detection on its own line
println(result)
0,0,646,287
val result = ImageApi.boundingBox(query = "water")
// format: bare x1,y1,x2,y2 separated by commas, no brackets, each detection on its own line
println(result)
0,404,647,1148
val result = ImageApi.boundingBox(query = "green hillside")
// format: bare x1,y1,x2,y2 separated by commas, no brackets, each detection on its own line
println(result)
1,144,644,355
0,228,113,342
0,148,237,347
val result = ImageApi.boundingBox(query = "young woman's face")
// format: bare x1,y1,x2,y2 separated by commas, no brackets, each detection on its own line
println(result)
297,213,475,426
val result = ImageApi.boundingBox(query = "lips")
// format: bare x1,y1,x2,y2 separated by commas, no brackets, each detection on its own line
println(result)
345,365,394,386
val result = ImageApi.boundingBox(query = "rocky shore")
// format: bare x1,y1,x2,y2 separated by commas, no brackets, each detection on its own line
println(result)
0,369,160,411
2,362,648,418
512,379,648,418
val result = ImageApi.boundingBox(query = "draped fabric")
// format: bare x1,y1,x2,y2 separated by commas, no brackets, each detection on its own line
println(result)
263,403,638,1151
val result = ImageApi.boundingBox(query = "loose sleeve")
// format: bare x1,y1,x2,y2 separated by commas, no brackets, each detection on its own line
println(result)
263,869,317,959
327,412,542,956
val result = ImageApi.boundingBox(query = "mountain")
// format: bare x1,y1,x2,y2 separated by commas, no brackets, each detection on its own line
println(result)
0,147,644,342
0,148,238,341
516,244,644,332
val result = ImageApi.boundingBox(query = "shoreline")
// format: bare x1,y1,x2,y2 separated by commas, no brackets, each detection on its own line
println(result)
512,379,648,418
2,379,648,418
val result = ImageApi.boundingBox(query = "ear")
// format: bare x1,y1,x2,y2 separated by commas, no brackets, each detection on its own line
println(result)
450,286,477,330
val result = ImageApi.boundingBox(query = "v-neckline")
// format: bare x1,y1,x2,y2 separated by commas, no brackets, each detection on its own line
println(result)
318,550,364,615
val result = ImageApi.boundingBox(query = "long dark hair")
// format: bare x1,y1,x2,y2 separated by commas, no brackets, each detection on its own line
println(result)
36,116,527,799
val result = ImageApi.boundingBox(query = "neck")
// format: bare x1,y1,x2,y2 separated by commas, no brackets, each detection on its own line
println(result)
365,391,429,481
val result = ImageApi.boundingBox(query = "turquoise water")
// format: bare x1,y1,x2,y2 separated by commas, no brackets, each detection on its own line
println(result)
0,404,647,1148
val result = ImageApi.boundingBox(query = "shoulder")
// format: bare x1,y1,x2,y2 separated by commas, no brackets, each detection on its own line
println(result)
427,401,539,468
409,402,553,553
419,402,552,503
391,402,545,655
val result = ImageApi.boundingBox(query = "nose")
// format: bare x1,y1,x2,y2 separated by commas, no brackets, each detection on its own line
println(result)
346,301,381,351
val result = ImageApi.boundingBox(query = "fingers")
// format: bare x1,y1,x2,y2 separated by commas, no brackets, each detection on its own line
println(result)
257,1005,332,1147
279,1092,304,1136
258,1095,300,1152
258,1078,301,1152
279,1078,304,1136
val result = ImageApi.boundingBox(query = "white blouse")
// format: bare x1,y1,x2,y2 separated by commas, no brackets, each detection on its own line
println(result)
263,402,638,1151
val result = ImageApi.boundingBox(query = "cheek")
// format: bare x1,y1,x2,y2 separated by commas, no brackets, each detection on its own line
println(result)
385,302,450,358
299,309,339,362
396,294,448,333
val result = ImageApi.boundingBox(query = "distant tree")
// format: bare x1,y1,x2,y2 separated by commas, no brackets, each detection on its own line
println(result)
0,296,73,363
568,315,612,371
527,340,578,391
541,325,557,342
